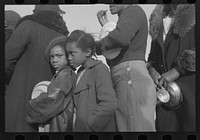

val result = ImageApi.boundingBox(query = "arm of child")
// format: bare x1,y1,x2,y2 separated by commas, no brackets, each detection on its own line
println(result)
87,63,118,131
27,70,75,124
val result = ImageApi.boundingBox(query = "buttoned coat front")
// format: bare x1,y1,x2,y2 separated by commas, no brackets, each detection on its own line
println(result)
73,60,118,132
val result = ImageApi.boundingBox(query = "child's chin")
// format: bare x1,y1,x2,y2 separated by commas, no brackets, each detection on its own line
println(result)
70,64,78,68
53,67,59,71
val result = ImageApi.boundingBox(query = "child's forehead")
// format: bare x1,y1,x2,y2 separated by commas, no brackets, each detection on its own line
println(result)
66,42,78,49
66,42,76,46
50,45,65,51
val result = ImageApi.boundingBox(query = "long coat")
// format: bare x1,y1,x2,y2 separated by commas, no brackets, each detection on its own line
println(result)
148,4,195,131
73,60,118,132
5,12,69,132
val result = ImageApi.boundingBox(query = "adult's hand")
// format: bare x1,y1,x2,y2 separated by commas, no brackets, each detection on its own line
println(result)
158,68,180,88
148,67,161,85
97,10,109,27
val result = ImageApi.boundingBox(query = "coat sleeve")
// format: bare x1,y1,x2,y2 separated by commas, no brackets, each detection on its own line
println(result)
100,9,140,49
147,41,155,69
26,70,75,124
174,27,195,75
5,20,32,85
87,63,118,131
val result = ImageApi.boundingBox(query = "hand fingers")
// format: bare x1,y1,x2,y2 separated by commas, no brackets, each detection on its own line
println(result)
154,78,159,85
163,80,168,89
97,10,107,17
154,74,161,86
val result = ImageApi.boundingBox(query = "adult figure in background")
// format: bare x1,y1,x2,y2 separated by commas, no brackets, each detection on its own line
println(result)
5,5,69,132
5,10,21,43
148,4,195,131
96,4,157,131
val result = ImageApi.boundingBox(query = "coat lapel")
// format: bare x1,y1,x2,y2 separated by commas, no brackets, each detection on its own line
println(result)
164,28,175,51
156,25,166,70
74,71,90,95
156,25,164,54
73,60,100,95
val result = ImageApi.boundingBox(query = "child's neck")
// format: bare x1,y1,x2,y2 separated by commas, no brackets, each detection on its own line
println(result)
82,57,94,69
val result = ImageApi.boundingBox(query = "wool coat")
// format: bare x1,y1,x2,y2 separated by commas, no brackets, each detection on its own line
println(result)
26,65,77,132
148,4,195,131
73,60,118,132
5,11,69,132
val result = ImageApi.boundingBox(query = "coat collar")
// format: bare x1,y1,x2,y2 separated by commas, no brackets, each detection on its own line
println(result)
74,60,101,96
77,59,101,74
149,4,195,40
16,11,69,36
53,64,72,78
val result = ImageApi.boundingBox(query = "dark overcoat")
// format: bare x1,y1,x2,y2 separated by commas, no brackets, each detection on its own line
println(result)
5,11,69,132
148,4,195,131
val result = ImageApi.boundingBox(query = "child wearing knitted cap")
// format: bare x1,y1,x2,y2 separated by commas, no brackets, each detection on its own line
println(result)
26,36,77,132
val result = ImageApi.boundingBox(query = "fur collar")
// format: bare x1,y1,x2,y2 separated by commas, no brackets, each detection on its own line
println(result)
16,11,69,35
149,4,195,40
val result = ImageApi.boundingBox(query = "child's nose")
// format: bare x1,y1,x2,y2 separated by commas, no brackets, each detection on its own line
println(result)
68,55,72,60
53,57,59,62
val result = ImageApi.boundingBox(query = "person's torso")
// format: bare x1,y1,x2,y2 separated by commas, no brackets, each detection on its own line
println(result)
151,26,195,74
108,5,148,67
48,66,76,132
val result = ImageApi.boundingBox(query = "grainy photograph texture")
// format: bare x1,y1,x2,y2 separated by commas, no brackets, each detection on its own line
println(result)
4,3,195,133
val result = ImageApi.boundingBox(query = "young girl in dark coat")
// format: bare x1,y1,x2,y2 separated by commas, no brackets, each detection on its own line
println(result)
66,30,118,132
26,36,77,132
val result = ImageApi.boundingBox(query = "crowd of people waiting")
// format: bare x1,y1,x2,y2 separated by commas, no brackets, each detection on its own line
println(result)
5,4,195,132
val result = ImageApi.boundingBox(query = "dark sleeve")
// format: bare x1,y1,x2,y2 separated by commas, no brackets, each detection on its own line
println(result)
174,27,195,75
147,41,155,69
100,9,141,49
95,41,102,55
87,63,118,131
5,21,31,84
27,70,75,124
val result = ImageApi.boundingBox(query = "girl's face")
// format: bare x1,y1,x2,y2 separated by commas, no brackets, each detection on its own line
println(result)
50,45,68,71
66,42,89,68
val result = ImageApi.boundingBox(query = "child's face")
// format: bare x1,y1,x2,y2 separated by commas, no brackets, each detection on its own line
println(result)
66,42,88,68
50,45,68,71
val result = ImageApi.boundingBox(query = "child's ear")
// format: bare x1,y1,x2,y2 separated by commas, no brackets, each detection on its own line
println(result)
86,48,92,57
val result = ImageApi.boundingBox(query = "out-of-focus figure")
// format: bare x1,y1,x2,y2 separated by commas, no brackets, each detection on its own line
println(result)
5,10,21,42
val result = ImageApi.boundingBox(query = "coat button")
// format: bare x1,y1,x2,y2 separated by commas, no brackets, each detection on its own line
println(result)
128,80,132,84
127,67,131,71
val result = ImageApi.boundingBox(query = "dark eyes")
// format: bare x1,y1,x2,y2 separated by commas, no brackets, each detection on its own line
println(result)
68,52,75,56
50,54,63,58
